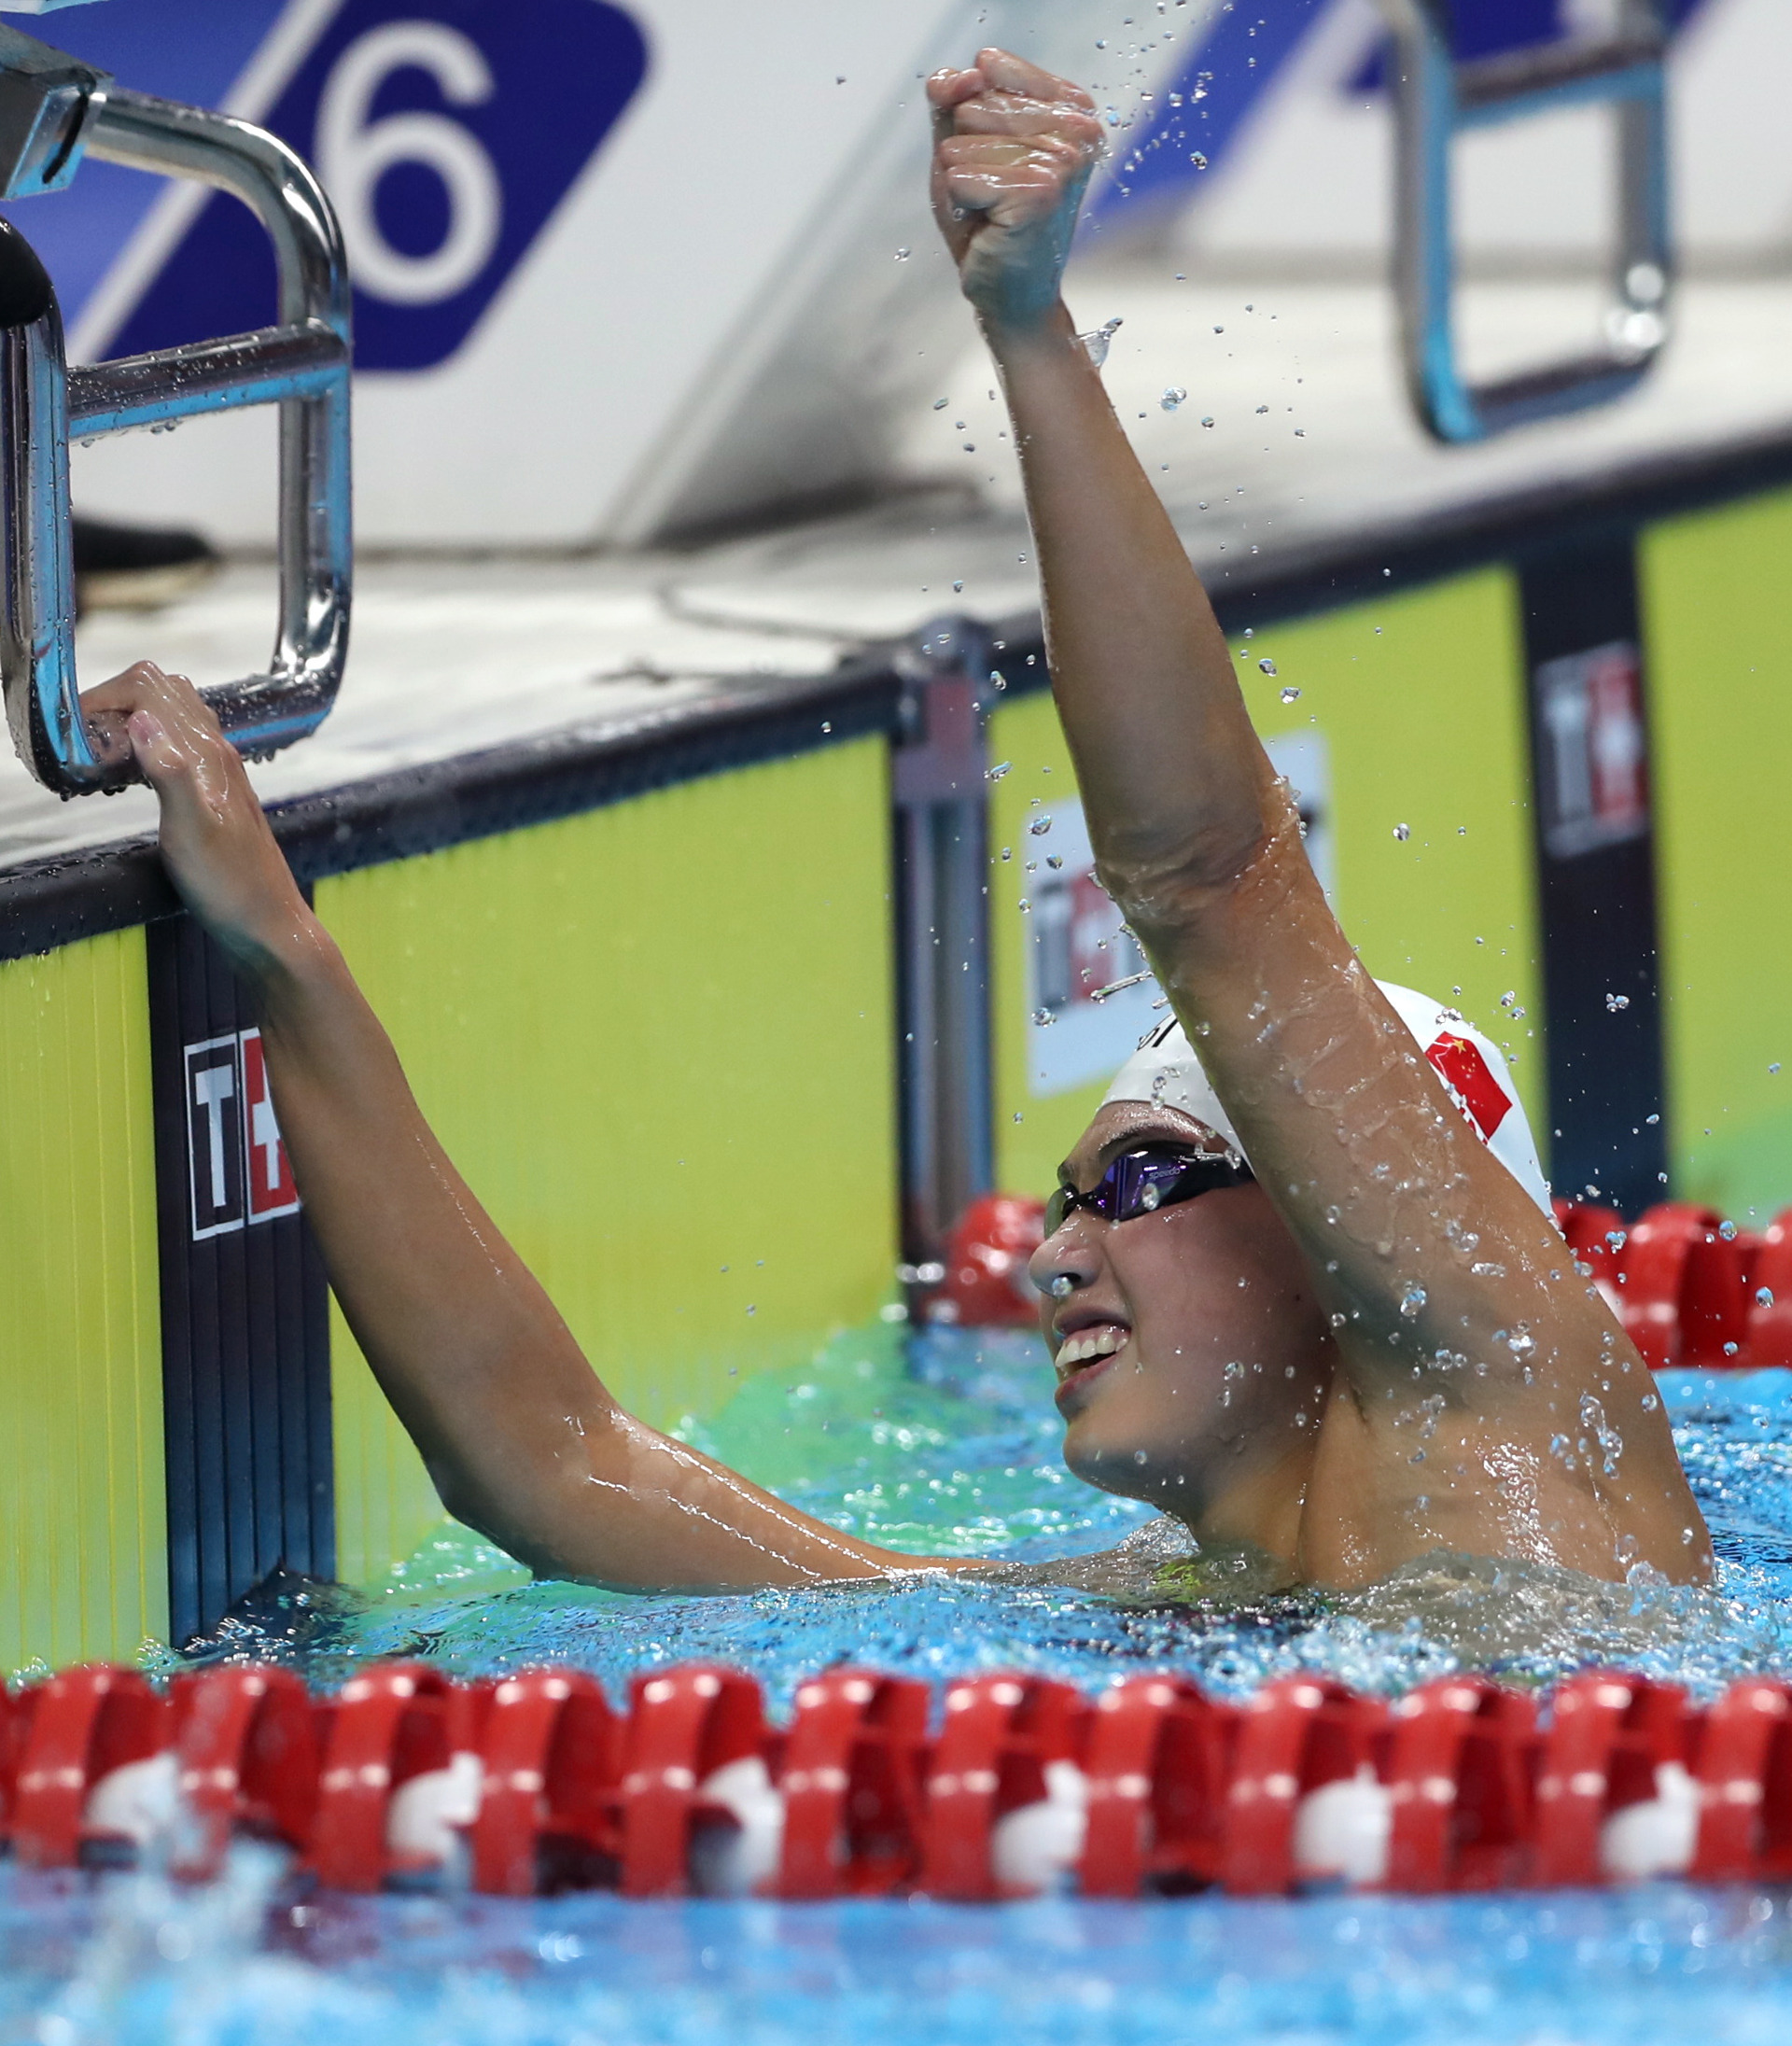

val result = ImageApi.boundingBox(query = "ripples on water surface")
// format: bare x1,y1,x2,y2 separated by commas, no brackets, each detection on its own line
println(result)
9,1327,1792,2045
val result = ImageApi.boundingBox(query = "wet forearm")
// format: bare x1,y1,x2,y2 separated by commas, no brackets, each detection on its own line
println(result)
245,920,613,1509
987,301,1270,893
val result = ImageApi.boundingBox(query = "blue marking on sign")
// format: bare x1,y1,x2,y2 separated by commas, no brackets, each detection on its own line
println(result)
1350,0,1712,91
0,0,287,326
1092,0,1714,232
105,0,649,371
1087,0,1330,229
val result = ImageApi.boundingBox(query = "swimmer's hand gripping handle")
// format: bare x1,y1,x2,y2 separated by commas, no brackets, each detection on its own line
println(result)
0,28,350,797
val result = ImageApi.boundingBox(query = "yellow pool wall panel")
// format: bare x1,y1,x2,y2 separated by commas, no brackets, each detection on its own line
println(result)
0,928,164,1676
316,737,901,1588
1644,486,1792,1219
989,570,1543,1200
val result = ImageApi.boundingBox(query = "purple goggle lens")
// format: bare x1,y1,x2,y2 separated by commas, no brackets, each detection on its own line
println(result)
1045,1143,1254,1237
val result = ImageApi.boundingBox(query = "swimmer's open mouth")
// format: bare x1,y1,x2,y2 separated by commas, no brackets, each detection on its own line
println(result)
1053,1316,1131,1413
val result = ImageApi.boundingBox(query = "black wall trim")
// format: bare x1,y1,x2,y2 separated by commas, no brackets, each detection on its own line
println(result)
149,909,334,1647
987,421,1792,685
1519,539,1668,1216
0,662,903,962
5,424,1792,963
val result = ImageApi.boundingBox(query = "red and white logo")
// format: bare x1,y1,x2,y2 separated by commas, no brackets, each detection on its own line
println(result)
184,1029,300,1241
1424,1032,1513,1143
1534,640,1650,859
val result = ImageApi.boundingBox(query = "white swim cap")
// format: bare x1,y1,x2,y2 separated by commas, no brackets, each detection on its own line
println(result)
1101,981,1551,1214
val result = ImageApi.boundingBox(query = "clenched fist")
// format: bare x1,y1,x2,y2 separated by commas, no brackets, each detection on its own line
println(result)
928,49,1103,334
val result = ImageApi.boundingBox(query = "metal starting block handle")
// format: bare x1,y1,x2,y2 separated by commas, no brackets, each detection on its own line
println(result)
1380,0,1672,444
0,23,350,797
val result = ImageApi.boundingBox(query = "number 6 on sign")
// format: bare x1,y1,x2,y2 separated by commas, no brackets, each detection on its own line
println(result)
105,0,650,373
317,21,500,306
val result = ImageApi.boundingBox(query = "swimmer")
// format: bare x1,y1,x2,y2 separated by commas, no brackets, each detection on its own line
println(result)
80,47,1709,1596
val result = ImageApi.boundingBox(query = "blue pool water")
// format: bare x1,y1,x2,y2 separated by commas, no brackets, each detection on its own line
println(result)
9,1326,1792,2044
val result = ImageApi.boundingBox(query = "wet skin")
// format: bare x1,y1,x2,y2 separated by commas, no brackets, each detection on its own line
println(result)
80,46,1715,1598
1033,1099,1332,1567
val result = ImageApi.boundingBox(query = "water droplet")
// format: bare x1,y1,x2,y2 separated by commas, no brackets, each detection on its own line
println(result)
1200,415,1214,428
1760,1286,1777,1308
895,247,911,261
1160,386,1187,411
1257,657,1278,676
1031,1007,1057,1028
1189,151,1208,168
1090,970,1151,1004
1393,822,1410,841
1399,1282,1426,1318
1605,992,1631,1012
1720,1218,1739,1240
932,397,948,410
1050,1274,1074,1298
1029,815,1053,836
1079,316,1123,368
1046,854,1064,870
987,761,1012,781
1280,686,1300,705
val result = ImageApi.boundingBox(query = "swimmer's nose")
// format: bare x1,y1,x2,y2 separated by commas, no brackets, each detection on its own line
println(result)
1028,1215,1099,1301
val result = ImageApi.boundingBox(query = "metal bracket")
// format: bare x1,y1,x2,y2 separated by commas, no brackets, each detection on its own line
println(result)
0,24,350,796
891,616,998,1267
1381,0,1671,443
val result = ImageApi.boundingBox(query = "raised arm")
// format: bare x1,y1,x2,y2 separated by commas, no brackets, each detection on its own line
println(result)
82,663,960,1591
931,51,1709,1583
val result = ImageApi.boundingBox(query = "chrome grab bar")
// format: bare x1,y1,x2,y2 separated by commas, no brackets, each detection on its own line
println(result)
1379,0,1671,444
0,23,350,797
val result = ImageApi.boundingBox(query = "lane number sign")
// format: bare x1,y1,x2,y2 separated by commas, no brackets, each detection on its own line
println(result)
110,0,649,371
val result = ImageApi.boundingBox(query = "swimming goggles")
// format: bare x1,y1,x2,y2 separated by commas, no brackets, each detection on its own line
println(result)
1044,1143,1255,1237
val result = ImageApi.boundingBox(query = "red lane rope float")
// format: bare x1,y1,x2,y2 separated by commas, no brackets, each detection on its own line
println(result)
1079,1675,1235,1898
775,1669,929,1899
170,1665,318,1878
619,1665,769,1898
11,1665,168,1869
1381,1676,1535,1892
471,1668,622,1898
1551,1198,1792,1371
18,1660,1792,1899
921,1674,1089,1901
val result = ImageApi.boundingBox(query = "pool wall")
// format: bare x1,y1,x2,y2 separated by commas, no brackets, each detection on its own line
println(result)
3,449,1792,1670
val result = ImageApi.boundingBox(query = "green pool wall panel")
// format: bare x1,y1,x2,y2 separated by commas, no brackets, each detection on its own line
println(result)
315,736,902,1589
1644,486,1792,1219
990,570,1545,1201
0,929,165,1676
